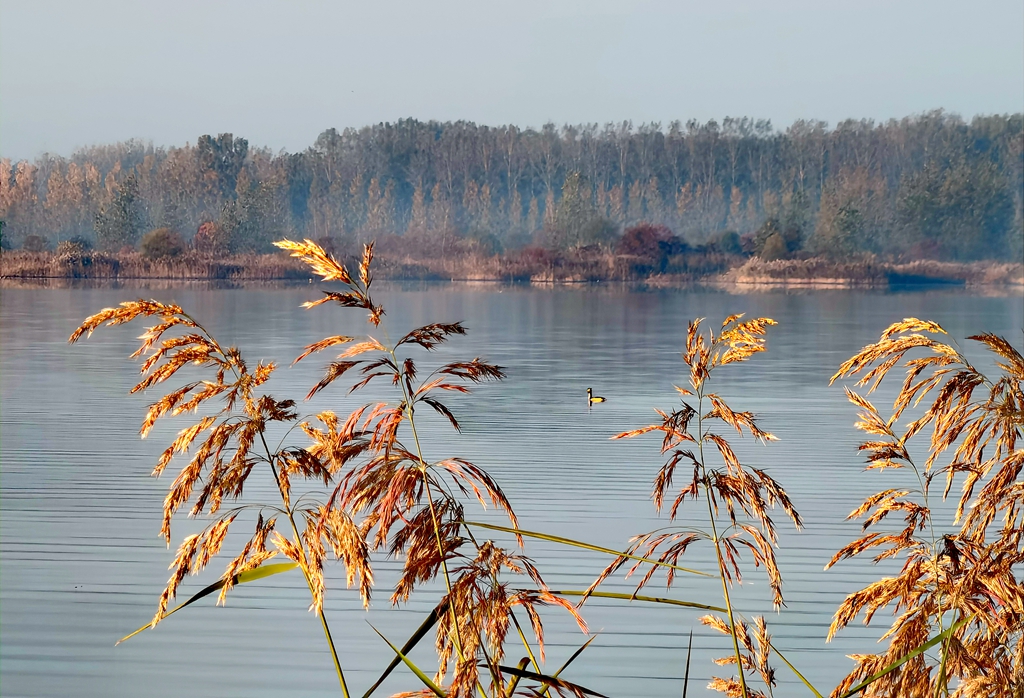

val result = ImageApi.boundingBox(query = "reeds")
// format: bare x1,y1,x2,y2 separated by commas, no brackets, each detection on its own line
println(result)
723,257,1024,288
69,237,1024,697
586,315,801,698
827,319,1024,697
72,238,595,698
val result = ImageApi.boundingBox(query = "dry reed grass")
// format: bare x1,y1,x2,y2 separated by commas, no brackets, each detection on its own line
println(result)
9,244,1022,287
1,248,314,281
71,238,597,698
722,257,1024,288
827,319,1024,697
3,245,734,285
67,237,1024,698
587,315,801,698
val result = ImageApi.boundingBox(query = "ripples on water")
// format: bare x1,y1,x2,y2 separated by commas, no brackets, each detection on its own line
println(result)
1,282,1021,697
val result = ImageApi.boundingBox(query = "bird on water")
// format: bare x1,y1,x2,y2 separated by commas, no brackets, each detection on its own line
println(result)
587,388,606,404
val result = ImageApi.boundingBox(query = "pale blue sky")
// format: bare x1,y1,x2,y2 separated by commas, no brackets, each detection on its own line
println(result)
2,0,1022,160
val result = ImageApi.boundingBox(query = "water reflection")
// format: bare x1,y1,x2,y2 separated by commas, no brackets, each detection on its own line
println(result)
1,284,1021,697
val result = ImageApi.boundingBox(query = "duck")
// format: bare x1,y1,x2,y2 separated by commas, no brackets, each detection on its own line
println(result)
587,388,606,404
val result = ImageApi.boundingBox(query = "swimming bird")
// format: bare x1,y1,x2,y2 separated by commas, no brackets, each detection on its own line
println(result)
587,388,606,404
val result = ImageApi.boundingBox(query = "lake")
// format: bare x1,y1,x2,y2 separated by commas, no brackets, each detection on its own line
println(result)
1,282,1021,697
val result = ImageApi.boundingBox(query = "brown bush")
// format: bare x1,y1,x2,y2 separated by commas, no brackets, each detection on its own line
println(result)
192,222,230,258
22,235,49,252
140,228,185,260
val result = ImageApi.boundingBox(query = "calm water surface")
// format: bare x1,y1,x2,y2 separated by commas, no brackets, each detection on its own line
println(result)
2,282,1022,697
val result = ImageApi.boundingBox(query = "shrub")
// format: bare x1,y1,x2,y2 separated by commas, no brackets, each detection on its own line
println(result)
55,238,96,276
710,230,744,256
752,217,803,259
616,223,688,273
140,228,185,260
22,234,49,252
759,232,788,260
616,223,686,258
192,221,230,258
56,236,93,257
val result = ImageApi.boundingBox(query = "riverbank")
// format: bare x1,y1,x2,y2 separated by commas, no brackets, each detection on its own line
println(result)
2,248,1021,288
713,257,1024,289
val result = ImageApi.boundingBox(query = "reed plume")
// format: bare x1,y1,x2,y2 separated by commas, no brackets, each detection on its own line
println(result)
592,315,801,698
277,239,589,697
69,296,371,695
827,318,1024,697
71,238,593,698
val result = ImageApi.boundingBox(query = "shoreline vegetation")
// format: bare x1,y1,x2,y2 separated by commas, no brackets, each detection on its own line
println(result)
2,112,1022,294
2,246,1021,289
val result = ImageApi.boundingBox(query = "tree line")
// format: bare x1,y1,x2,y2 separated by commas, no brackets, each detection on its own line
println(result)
1,111,1021,262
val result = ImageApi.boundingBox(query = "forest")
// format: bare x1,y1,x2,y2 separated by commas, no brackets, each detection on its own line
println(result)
0,111,1021,269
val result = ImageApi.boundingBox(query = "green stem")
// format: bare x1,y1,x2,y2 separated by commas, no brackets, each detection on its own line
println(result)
390,347,477,693
696,385,749,698
260,431,350,698
184,314,350,697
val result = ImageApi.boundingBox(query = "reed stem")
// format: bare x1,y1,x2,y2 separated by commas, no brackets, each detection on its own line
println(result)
390,347,482,695
260,431,351,698
696,386,749,698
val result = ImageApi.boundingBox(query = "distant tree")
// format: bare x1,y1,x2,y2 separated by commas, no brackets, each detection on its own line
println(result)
760,232,788,261
541,171,616,249
616,222,687,271
814,203,864,259
813,167,888,258
406,184,428,236
751,216,802,259
897,160,1014,260
22,234,49,252
3,113,1023,263
221,173,286,253
710,230,744,256
192,221,230,257
196,134,248,199
140,228,185,260
95,173,146,251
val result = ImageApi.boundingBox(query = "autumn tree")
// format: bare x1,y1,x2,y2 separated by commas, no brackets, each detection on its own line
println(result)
540,171,617,250
95,173,146,251
3,113,1022,261
897,159,1014,260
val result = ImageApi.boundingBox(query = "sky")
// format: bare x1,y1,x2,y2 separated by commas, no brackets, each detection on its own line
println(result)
2,0,1022,161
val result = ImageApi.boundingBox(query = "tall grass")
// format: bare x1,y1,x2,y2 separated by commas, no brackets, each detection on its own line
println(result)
825,320,1024,697
11,242,1021,286
69,238,1023,697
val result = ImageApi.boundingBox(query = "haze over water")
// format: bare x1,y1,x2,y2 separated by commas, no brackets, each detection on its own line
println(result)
1,283,1022,696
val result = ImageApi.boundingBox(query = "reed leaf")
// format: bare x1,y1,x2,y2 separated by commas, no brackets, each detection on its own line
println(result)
683,629,693,698
361,599,449,698
767,641,825,698
536,635,599,698
495,664,609,698
837,615,971,698
548,589,726,613
503,657,531,698
116,562,298,645
463,521,710,577
369,623,447,697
